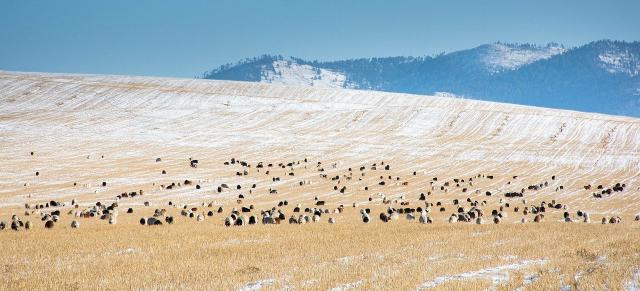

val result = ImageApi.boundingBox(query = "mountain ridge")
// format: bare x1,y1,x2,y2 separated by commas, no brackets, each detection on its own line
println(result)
202,40,640,117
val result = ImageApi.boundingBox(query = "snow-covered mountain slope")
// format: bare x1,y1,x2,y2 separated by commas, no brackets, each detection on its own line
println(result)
260,60,352,88
1,71,640,212
598,49,640,77
480,43,566,73
203,40,640,117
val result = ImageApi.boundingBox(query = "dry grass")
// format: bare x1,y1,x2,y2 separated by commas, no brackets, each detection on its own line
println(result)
1,212,639,290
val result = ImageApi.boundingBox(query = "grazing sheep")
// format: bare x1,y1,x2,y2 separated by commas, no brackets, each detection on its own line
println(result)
380,213,389,223
44,220,54,229
493,216,501,224
634,214,640,221
362,213,370,224
196,214,205,222
109,216,117,224
476,217,483,224
312,215,321,223
224,216,234,227
140,217,147,225
328,217,335,224
602,216,609,224
11,220,20,231
419,212,429,224
235,216,247,226
146,217,158,225
520,217,527,224
71,220,80,228
165,216,174,224
609,216,622,224
406,213,416,221
0,221,5,230
533,214,544,223
448,214,458,223
583,212,590,223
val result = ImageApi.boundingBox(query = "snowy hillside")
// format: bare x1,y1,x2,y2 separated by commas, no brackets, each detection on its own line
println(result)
598,50,640,77
480,43,566,73
1,70,640,210
260,60,353,88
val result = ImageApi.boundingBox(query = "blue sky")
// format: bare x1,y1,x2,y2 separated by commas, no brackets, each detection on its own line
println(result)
1,0,638,77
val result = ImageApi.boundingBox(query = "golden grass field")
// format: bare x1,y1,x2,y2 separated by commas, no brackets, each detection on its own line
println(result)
1,71,640,290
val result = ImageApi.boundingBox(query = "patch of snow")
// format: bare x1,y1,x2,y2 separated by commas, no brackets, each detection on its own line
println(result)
483,43,565,73
415,259,547,289
433,92,466,99
237,279,274,291
260,60,352,89
625,268,640,291
330,280,364,291
599,51,640,76
103,248,141,256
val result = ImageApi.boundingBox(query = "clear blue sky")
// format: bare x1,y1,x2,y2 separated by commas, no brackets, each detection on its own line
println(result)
1,0,638,78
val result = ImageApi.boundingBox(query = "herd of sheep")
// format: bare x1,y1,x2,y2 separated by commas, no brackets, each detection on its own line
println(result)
1,154,638,232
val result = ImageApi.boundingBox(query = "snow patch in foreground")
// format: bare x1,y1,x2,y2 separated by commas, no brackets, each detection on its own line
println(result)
625,268,640,291
237,279,274,291
416,259,547,289
330,279,364,291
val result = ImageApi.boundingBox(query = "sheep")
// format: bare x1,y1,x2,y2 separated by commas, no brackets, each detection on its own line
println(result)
635,214,640,221
235,216,247,226
609,216,622,224
328,217,335,224
11,220,20,231
312,215,321,223
380,213,389,223
146,217,159,225
419,211,429,224
362,212,370,224
0,221,5,230
44,220,54,229
583,212,590,223
297,215,307,225
448,214,458,223
602,216,609,224
533,214,544,223
71,220,80,228
262,215,275,225
493,216,502,224
476,217,483,224
109,216,117,225
225,216,234,227
406,213,416,221
196,214,205,222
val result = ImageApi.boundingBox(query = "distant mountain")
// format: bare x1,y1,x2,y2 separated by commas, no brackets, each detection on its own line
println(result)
201,40,640,117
